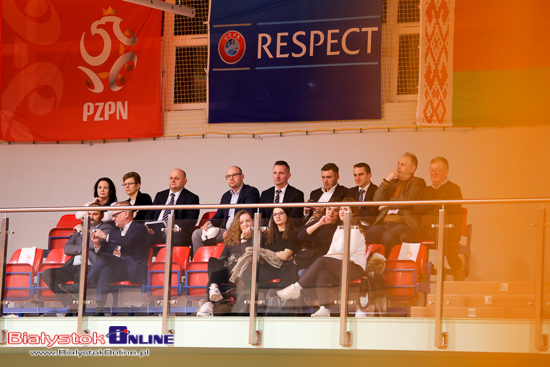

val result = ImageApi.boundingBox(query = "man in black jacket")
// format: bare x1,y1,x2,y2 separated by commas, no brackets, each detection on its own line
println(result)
259,160,305,226
347,162,379,227
145,168,200,247
191,166,260,254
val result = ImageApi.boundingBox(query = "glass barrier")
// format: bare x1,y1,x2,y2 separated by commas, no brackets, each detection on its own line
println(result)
0,200,549,350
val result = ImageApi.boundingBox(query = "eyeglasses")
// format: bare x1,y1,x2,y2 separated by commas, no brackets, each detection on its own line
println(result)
122,182,136,187
112,211,124,219
272,211,286,218
225,173,242,179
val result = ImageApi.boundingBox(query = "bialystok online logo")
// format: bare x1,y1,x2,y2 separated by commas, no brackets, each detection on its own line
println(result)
8,326,174,348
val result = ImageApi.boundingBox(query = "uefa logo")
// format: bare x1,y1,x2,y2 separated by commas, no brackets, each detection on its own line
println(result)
218,31,246,64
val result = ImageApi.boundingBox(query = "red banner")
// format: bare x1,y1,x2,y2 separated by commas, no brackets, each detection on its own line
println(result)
1,0,162,141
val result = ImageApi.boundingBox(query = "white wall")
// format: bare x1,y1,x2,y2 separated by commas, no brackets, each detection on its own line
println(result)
1,124,549,281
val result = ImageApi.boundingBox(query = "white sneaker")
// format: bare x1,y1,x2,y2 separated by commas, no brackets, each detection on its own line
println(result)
311,306,330,317
196,302,214,317
209,284,223,302
276,283,301,300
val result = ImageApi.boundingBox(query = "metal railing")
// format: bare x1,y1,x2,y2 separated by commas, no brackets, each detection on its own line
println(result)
0,198,549,350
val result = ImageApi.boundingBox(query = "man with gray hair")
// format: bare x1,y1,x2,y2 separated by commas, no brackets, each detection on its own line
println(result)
364,152,426,257
88,201,149,315
400,156,465,280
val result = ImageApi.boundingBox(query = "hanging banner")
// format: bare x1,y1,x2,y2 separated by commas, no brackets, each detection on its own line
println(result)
418,0,550,126
209,0,382,123
0,0,162,141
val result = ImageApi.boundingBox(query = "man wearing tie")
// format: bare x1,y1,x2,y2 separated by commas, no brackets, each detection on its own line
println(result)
145,168,200,247
347,162,378,227
259,160,305,226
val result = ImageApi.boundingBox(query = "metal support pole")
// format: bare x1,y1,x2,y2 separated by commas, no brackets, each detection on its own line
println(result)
77,215,90,334
0,217,10,321
339,210,352,347
434,207,448,349
162,214,176,336
534,207,548,351
248,213,262,346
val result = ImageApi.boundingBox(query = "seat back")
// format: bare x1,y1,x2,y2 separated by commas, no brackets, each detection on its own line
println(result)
48,228,74,251
57,214,81,228
192,245,225,262
388,244,427,276
184,261,209,300
147,262,182,300
9,248,44,275
156,246,191,271
385,244,428,302
43,248,71,264
4,263,34,301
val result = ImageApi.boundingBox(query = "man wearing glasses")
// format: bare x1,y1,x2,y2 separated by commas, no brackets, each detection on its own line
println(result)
87,201,149,315
400,156,465,280
191,166,259,255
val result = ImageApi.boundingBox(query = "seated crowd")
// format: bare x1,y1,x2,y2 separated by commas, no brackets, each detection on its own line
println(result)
46,153,464,316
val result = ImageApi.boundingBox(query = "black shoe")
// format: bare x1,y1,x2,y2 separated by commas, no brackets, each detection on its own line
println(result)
65,312,78,317
59,283,79,299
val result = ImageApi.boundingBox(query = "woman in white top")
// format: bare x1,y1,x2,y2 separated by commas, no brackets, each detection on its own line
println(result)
75,177,118,221
277,199,366,317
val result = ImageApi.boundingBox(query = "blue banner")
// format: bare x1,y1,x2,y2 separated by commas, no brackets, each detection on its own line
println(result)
208,0,382,123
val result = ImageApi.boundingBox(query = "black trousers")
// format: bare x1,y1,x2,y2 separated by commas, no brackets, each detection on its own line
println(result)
42,265,81,307
298,257,364,306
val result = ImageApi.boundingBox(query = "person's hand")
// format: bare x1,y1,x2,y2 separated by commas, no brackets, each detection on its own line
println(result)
241,227,253,240
385,170,398,182
92,198,101,204
318,215,332,226
201,221,212,231
94,228,106,240
90,232,101,249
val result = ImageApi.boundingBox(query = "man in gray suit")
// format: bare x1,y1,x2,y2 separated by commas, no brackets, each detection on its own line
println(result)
42,204,115,314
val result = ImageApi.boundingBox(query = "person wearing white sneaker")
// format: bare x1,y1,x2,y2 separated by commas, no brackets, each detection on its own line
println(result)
205,210,254,303
277,200,367,317
311,306,330,317
197,301,214,317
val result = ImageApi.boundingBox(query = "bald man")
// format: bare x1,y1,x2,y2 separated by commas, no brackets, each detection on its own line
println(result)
145,168,200,247
191,166,259,255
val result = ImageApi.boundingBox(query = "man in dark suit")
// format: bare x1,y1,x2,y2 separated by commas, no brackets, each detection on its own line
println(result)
87,202,150,315
347,162,379,227
43,205,115,314
259,160,305,226
191,166,260,254
305,163,348,222
364,152,426,257
145,168,200,247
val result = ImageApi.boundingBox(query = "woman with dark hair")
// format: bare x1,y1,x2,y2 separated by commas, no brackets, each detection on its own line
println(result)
75,177,118,221
260,206,301,287
277,198,367,317
197,210,254,317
